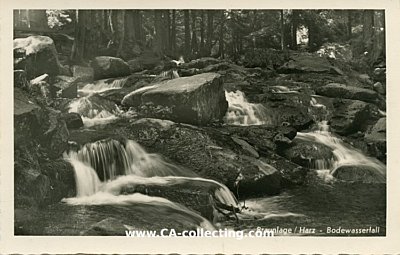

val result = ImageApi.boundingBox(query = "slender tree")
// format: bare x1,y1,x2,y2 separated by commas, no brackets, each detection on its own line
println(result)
206,10,214,55
191,10,198,56
184,10,191,57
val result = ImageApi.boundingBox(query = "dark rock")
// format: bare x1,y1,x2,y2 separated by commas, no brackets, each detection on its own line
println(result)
179,68,200,77
118,177,239,221
181,57,222,69
50,75,78,99
332,165,385,183
15,144,76,208
62,112,84,129
364,118,386,162
37,108,70,158
72,65,94,82
14,36,61,79
113,118,298,196
14,70,29,89
282,139,335,169
316,83,382,106
330,99,379,136
91,56,131,80
372,67,386,82
127,53,162,72
123,73,228,125
278,54,342,75
83,217,130,236
14,88,42,144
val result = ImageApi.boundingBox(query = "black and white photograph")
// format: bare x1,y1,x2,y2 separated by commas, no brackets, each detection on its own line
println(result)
2,1,400,253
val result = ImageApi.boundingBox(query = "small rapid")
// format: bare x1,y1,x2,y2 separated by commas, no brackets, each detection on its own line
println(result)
224,90,270,126
63,138,239,230
297,121,386,180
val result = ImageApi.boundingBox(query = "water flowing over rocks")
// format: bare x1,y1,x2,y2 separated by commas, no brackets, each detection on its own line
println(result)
282,140,335,169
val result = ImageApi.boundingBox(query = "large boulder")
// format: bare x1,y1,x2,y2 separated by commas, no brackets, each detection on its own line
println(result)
364,117,386,162
91,56,131,80
332,165,385,183
116,176,239,221
14,88,42,145
123,73,228,125
330,99,379,136
14,36,61,79
278,54,343,75
316,83,382,107
282,139,335,169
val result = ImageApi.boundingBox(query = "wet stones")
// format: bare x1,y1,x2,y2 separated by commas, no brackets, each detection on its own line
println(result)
91,56,131,80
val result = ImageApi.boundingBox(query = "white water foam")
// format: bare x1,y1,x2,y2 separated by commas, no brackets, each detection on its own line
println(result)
224,90,269,126
297,121,386,179
79,77,129,95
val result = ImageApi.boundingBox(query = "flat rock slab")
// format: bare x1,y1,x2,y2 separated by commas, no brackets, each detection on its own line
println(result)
278,54,342,75
316,83,380,105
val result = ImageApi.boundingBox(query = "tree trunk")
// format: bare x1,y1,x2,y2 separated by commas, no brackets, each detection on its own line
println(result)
280,10,285,50
291,10,299,49
154,10,163,56
184,10,191,57
171,10,177,55
347,10,352,40
71,10,87,62
200,11,205,57
218,11,225,58
191,10,198,57
363,10,374,53
115,10,125,57
206,10,214,56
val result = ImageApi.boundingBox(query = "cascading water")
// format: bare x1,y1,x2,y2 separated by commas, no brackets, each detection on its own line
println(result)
79,77,129,95
68,96,121,127
297,121,386,181
224,90,270,125
63,138,239,231
64,139,197,184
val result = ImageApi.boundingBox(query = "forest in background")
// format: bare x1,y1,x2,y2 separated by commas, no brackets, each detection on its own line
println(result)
14,9,385,69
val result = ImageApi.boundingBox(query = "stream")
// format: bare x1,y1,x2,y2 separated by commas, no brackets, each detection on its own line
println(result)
20,82,386,236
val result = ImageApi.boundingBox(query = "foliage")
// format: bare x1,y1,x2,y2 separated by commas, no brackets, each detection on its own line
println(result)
46,10,73,29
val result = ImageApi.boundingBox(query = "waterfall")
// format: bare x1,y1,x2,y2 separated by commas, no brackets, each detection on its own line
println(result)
297,121,386,180
64,139,197,183
224,90,269,126
62,138,240,230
